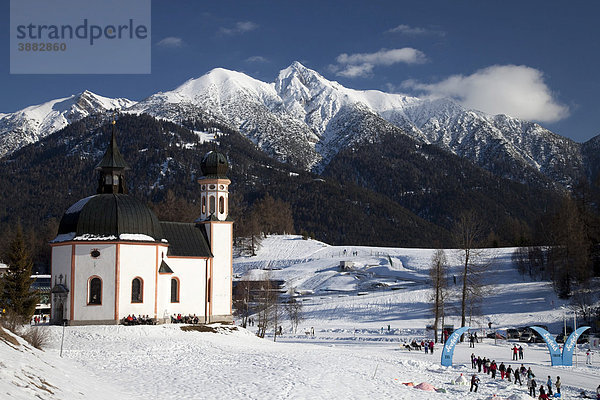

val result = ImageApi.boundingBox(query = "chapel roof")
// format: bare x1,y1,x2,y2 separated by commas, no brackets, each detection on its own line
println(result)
160,222,213,257
56,194,163,242
200,151,229,179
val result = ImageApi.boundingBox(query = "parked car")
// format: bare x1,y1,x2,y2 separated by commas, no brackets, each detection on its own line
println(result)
530,331,545,343
507,328,520,339
577,334,590,344
556,332,590,344
519,332,532,342
486,331,506,339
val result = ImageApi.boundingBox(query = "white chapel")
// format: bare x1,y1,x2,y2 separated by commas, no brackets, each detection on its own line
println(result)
50,123,233,325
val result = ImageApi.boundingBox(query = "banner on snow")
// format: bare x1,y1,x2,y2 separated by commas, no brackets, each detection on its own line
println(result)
562,326,590,366
529,326,563,366
441,326,470,367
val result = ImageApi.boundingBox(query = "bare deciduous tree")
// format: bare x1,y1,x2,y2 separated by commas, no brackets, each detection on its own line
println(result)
255,276,282,340
429,249,448,343
454,210,488,335
284,296,304,334
232,278,252,328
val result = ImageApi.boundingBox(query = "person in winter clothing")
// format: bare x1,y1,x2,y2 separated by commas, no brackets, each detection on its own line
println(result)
520,364,527,377
514,368,522,385
539,385,549,400
512,345,519,361
429,341,434,354
424,341,429,354
527,367,535,380
587,349,592,365
499,362,506,380
490,361,497,379
477,356,483,373
485,359,491,375
469,333,475,348
519,345,524,360
528,378,537,397
471,353,476,369
555,376,561,395
546,376,552,395
506,365,513,382
470,374,480,392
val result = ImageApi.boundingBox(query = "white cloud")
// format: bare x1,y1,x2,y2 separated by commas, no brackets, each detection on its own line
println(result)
403,65,569,123
332,48,427,78
386,24,445,36
245,55,269,63
156,37,183,48
219,21,258,36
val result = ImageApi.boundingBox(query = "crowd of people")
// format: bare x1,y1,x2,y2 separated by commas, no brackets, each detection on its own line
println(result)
121,314,156,325
470,352,562,398
403,339,436,353
170,313,201,324
31,315,47,324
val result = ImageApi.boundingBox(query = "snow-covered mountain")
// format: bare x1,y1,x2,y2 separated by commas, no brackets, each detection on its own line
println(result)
130,62,588,186
0,90,135,157
1,62,595,187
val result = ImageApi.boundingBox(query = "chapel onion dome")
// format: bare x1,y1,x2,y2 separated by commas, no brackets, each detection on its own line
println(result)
200,151,229,178
53,194,164,243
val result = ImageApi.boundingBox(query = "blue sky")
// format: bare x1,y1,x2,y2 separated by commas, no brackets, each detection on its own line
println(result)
2,1,599,142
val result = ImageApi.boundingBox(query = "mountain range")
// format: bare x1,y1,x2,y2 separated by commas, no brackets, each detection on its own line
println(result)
2,61,597,190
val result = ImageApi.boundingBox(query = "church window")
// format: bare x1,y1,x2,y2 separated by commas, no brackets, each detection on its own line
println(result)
202,196,206,214
171,278,179,303
209,196,216,214
219,196,224,214
131,277,143,303
88,276,102,305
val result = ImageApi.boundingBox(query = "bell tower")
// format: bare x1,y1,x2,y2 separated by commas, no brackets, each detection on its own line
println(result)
197,151,233,321
197,151,230,221
96,118,130,194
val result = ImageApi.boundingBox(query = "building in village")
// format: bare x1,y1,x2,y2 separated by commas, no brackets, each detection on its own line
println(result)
50,122,232,325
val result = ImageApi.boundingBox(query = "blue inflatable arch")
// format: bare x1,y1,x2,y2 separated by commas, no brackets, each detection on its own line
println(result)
529,326,563,366
440,326,470,367
562,326,590,367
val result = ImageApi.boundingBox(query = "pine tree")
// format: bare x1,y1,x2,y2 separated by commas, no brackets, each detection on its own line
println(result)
0,225,39,325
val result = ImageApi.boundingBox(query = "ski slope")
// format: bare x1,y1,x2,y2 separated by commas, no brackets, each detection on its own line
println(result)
1,235,598,399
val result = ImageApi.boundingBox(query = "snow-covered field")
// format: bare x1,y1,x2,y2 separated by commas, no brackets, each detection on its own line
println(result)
2,235,599,399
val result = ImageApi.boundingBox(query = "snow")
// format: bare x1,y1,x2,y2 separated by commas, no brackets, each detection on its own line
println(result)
50,233,76,243
0,91,135,158
51,233,158,243
1,62,586,187
119,234,156,242
2,235,599,399
63,195,95,214
127,62,584,185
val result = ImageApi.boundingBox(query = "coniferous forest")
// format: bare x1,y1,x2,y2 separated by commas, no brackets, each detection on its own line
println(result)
0,113,598,292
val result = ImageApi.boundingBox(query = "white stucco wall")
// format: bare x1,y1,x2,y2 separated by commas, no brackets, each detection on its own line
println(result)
118,244,161,319
208,222,232,317
156,257,208,321
50,244,73,320
72,243,116,321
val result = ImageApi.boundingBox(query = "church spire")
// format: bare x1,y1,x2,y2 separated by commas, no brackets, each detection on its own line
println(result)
96,116,130,194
